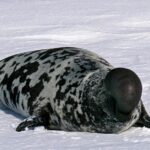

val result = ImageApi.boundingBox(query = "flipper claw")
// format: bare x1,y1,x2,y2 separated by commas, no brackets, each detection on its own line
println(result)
16,116,44,132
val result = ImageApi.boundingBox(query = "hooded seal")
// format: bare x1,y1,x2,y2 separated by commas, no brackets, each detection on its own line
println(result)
0,47,149,133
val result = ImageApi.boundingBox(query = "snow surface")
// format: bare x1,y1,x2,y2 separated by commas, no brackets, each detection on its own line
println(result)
0,0,150,149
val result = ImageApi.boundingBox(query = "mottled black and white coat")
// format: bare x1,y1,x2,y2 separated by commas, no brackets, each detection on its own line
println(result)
0,47,149,133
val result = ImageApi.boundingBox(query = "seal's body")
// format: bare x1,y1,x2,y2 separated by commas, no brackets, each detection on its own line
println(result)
0,47,149,133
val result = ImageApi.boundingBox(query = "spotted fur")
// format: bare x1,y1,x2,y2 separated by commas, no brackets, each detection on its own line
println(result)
0,47,144,133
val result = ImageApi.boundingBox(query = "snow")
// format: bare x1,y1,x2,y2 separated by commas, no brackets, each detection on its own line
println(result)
0,0,150,149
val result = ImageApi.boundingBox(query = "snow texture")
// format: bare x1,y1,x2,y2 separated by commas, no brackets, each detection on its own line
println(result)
0,0,150,149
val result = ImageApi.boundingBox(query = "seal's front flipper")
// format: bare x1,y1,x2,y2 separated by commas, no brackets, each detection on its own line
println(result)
16,116,48,132
135,101,150,128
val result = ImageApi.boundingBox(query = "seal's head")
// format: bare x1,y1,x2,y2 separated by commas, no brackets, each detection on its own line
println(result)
104,68,142,121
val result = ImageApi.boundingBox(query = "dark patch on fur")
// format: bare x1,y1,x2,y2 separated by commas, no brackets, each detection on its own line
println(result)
28,80,44,114
1,74,8,85
3,55,15,63
56,64,61,68
24,56,32,62
3,91,9,105
39,97,46,101
39,73,51,82
0,70,4,75
22,102,24,110
11,61,16,67
22,78,31,95
49,68,55,73
55,74,60,80
0,63,5,70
